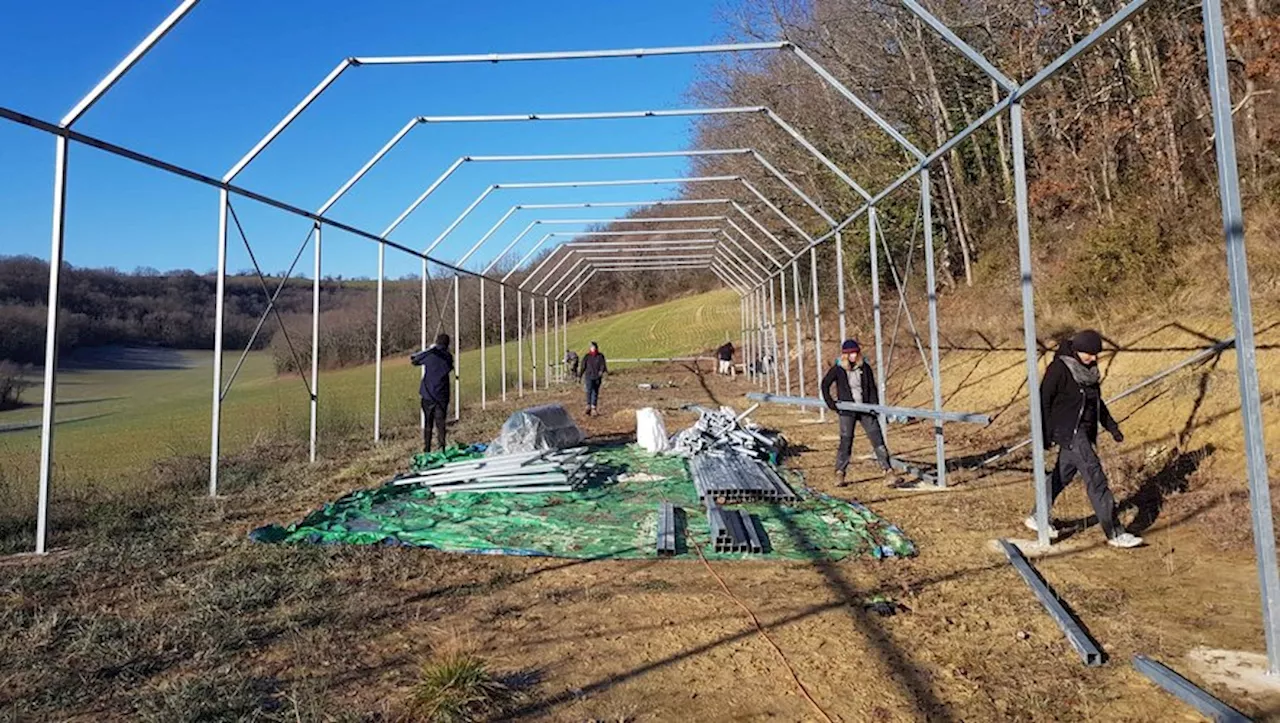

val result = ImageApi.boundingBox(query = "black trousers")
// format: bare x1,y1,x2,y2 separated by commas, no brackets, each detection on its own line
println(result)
836,412,891,472
421,399,448,453
1038,429,1120,538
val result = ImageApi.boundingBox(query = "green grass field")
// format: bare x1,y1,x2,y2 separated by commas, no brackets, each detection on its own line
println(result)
0,289,740,510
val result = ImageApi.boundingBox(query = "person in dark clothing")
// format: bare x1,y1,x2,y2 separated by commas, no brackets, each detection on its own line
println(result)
716,342,735,376
821,339,894,487
581,341,608,416
410,333,454,453
1027,329,1143,548
564,349,580,379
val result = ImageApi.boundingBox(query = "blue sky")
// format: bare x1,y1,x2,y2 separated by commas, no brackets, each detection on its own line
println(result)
0,0,755,281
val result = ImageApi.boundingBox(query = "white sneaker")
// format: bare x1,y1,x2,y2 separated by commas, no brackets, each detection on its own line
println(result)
1023,515,1060,540
1107,532,1144,549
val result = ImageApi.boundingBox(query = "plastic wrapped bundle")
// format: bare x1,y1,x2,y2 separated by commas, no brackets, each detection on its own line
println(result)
487,404,585,457
636,407,670,453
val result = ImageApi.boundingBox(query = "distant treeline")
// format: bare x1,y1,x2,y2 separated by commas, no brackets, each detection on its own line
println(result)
0,256,350,365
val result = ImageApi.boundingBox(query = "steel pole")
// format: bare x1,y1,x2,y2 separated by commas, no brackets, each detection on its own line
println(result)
792,260,806,400
531,292,538,392
210,189,229,497
453,276,461,420
780,271,792,395
835,229,847,340
480,278,487,409
1011,101,1051,548
543,296,550,387
869,207,887,440
420,258,428,431
517,291,525,397
1204,0,1280,673
500,286,507,401
34,136,68,553
309,222,321,463
921,169,946,486
374,242,385,442
811,248,825,422
769,279,780,394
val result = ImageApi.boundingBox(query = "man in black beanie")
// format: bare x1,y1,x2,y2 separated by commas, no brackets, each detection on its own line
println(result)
1027,329,1143,548
410,333,454,453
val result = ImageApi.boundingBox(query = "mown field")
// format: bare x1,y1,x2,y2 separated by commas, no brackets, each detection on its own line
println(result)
0,289,741,516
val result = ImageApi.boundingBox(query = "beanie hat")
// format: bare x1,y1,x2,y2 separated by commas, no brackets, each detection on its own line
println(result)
435,333,451,348
841,339,860,353
1071,329,1103,355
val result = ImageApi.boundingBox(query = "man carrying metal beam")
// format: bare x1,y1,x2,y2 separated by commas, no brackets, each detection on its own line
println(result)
821,339,896,487
411,333,454,453
1029,330,1144,549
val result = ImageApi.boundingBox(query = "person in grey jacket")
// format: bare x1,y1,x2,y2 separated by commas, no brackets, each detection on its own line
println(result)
821,339,894,487
1027,329,1143,549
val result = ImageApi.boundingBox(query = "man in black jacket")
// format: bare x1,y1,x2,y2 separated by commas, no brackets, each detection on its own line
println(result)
716,341,735,376
410,333,454,453
581,341,607,416
1029,329,1143,548
821,339,893,486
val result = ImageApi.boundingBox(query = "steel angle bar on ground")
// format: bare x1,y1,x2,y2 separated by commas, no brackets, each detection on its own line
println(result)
746,392,990,425
1131,656,1251,722
999,540,1103,666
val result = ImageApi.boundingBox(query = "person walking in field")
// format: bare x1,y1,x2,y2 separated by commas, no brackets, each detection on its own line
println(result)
564,348,579,380
716,341,735,376
581,341,608,416
1026,329,1144,548
410,333,453,453
821,339,895,487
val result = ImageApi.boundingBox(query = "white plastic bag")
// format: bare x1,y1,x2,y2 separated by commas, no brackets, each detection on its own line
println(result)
636,407,670,453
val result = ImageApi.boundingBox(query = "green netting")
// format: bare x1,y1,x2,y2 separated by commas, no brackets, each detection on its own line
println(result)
410,444,487,473
251,445,915,561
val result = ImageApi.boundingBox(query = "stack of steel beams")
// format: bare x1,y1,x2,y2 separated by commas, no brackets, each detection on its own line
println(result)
669,405,779,459
706,500,765,553
656,502,678,556
689,452,796,503
390,447,594,495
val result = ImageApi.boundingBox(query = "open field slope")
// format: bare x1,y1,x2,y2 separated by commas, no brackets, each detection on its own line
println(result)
3,288,1280,720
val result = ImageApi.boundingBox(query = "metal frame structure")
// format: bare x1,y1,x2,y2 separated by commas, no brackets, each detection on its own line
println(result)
11,0,1277,681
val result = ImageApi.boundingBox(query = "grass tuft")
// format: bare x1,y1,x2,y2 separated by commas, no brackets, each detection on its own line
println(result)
406,649,511,723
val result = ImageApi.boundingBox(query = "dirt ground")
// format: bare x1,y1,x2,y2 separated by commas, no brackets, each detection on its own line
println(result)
5,327,1280,721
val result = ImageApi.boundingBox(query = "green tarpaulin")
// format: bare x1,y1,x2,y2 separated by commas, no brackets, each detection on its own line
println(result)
252,445,914,561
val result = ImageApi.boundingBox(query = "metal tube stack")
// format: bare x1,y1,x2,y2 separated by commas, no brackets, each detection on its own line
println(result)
391,447,593,494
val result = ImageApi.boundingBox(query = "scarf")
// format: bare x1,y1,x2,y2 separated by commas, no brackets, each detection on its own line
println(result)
1061,356,1100,387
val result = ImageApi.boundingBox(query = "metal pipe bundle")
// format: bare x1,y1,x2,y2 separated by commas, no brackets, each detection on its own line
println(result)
689,451,796,503
391,447,593,494
670,405,780,459
706,500,765,553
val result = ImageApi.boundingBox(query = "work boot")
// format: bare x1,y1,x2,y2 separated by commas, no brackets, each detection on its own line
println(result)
1107,531,1144,549
835,469,848,487
882,467,905,487
1023,515,1060,540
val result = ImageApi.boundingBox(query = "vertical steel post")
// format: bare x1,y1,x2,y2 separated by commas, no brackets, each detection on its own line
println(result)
1204,0,1280,673
792,260,806,400
210,189,229,497
374,242,385,442
1011,101,1051,548
769,279,780,394
811,248,825,422
780,272,792,395
835,229,848,340
547,294,552,386
480,279,487,409
500,286,508,401
869,207,887,440
921,169,947,486
34,136,69,553
420,258,427,432
517,291,525,397
309,222,321,463
453,276,461,420
531,293,538,392
740,295,747,379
